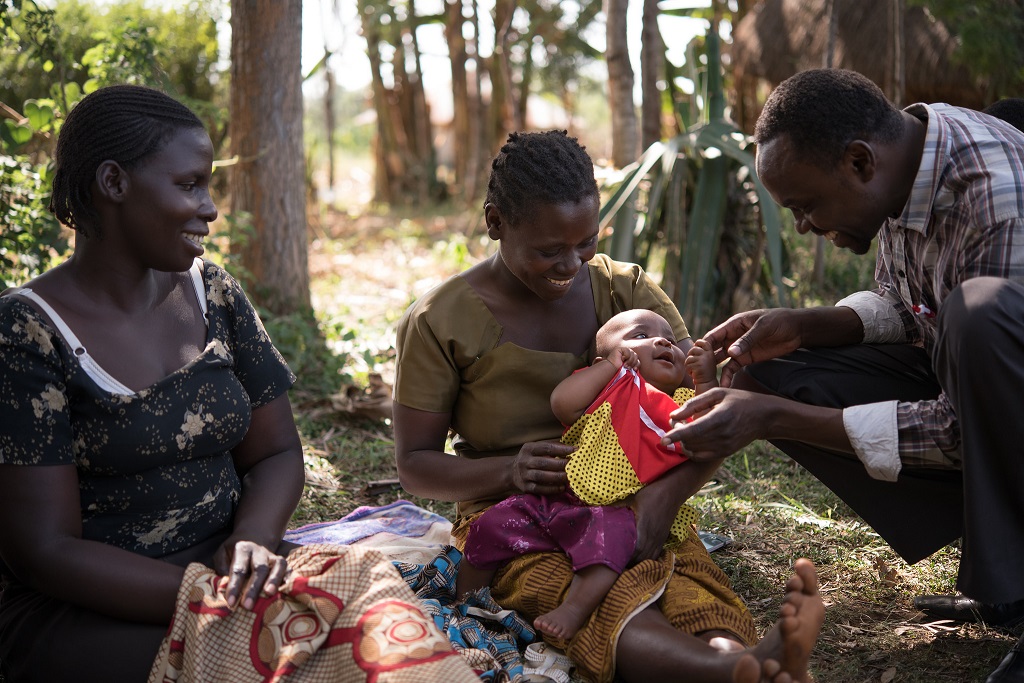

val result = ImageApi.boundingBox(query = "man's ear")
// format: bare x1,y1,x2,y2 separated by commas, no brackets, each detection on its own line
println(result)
844,140,876,182
94,160,129,202
483,202,504,240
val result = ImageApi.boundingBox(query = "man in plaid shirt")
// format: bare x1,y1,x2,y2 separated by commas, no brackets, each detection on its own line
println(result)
662,69,1024,683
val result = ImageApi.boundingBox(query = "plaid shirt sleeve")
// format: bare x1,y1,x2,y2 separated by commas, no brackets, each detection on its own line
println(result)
847,105,1024,471
895,392,962,468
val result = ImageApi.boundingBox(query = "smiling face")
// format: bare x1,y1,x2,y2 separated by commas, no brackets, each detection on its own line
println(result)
756,134,893,256
491,194,600,302
117,126,218,272
597,309,687,394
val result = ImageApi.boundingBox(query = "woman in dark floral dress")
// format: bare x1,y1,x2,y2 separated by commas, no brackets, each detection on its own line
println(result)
0,86,479,683
0,84,304,682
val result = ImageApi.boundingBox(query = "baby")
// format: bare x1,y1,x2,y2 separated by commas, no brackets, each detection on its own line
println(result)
457,309,719,640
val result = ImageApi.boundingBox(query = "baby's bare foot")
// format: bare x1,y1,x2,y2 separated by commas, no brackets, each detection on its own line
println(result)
534,602,590,640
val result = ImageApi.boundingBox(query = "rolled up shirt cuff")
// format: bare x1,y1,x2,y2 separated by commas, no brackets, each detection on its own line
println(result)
842,402,902,481
835,292,905,344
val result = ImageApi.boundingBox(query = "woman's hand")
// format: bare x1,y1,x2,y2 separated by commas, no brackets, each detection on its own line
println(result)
214,538,289,610
510,440,573,495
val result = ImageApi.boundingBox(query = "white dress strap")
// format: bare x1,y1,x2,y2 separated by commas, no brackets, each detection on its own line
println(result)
189,257,209,321
9,262,209,396
14,288,136,395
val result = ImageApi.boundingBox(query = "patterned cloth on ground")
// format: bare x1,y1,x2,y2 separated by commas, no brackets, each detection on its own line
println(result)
147,543,480,683
394,546,537,683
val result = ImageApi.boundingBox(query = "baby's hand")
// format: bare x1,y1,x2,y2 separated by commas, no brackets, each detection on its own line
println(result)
604,346,639,371
685,339,718,393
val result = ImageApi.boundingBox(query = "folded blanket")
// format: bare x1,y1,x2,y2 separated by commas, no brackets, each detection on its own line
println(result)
148,544,479,683
285,500,454,566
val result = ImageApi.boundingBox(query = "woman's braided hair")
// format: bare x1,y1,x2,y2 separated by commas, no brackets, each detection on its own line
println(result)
49,84,204,237
485,130,599,228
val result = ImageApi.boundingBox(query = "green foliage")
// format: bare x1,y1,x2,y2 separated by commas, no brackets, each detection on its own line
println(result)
202,210,363,396
1,3,67,289
782,213,878,308
0,0,226,289
0,0,222,109
262,309,355,397
600,23,790,333
911,0,1024,99
0,153,68,290
79,19,164,92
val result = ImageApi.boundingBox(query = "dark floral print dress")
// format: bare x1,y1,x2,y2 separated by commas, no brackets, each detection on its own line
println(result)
0,260,295,561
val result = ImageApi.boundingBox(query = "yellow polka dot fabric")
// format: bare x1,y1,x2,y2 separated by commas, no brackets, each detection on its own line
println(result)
563,386,698,546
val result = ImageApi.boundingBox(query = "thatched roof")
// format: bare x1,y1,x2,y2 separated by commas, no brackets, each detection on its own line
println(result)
730,0,987,113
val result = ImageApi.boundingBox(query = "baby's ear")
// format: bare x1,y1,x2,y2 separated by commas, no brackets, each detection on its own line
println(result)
592,356,605,366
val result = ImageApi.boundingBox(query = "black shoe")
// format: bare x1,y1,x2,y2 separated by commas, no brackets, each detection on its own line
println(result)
914,594,1024,628
988,633,1024,683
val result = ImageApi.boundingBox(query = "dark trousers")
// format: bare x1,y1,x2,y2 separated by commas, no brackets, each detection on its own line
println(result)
0,531,228,683
743,278,1024,604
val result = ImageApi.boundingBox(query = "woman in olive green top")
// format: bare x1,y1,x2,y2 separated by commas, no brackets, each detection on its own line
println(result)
393,130,825,683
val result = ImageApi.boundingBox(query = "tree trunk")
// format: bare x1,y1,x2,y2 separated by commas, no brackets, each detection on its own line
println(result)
445,0,471,199
491,0,519,141
360,0,407,203
813,0,839,287
392,35,422,199
468,0,487,199
640,0,663,151
606,0,638,260
408,0,437,201
605,0,638,167
323,48,336,192
321,0,343,195
229,0,310,315
891,0,905,107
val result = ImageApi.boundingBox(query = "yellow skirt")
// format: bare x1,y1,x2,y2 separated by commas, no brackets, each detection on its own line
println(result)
453,515,757,683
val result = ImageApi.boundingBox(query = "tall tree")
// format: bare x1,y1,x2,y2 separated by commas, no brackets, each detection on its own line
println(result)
407,0,438,203
606,0,639,261
229,0,310,314
640,0,663,151
445,0,469,194
490,0,520,141
319,0,342,193
359,0,439,203
605,0,638,167
891,0,905,106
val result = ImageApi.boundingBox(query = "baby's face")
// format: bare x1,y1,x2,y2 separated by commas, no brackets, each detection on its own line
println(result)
600,310,687,393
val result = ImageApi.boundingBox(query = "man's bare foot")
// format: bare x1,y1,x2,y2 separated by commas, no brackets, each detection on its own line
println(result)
534,601,590,640
732,558,825,683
